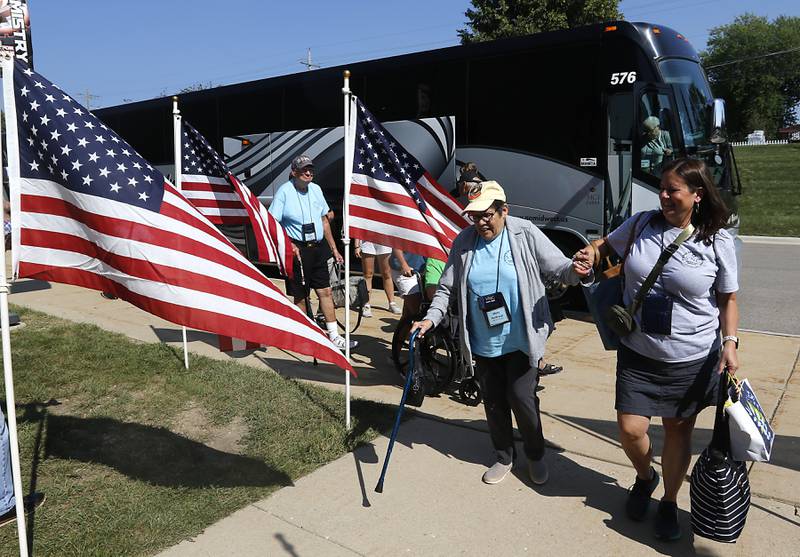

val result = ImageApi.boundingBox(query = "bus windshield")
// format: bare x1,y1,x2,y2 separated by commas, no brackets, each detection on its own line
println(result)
659,59,713,149
658,58,740,195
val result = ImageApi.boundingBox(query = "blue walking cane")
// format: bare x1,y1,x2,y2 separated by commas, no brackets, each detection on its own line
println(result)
375,328,420,493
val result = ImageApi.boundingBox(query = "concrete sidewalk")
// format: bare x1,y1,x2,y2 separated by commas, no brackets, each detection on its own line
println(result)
9,278,800,556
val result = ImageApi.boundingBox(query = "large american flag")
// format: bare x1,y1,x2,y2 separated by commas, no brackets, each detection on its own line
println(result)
3,60,350,373
348,98,468,261
181,121,293,278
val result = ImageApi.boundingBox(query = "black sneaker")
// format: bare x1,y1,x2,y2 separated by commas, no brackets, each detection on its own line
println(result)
625,467,659,521
0,493,46,528
654,500,681,541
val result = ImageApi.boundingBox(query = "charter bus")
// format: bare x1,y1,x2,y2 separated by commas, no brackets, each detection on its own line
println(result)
95,20,741,302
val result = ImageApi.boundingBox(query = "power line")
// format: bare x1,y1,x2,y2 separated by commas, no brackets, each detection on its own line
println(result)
705,45,800,69
97,37,459,106
623,0,726,20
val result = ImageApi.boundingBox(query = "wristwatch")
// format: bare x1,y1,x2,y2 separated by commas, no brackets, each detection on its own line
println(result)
722,335,739,349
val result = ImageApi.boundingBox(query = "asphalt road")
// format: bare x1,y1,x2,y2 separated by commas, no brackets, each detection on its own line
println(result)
738,240,800,336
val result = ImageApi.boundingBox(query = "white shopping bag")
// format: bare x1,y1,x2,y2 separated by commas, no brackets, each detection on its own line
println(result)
725,378,775,462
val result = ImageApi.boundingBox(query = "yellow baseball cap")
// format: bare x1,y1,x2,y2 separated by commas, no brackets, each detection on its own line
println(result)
461,180,506,213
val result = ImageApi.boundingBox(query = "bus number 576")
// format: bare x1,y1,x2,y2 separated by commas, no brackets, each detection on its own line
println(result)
610,71,637,85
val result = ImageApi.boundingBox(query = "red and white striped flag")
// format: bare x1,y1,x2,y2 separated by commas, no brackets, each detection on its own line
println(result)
347,97,468,261
218,336,263,352
181,122,294,278
3,60,349,374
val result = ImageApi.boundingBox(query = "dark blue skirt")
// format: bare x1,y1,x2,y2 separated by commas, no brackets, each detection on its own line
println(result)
615,344,720,418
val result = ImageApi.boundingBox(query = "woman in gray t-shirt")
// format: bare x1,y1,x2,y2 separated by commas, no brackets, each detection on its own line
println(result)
574,158,739,541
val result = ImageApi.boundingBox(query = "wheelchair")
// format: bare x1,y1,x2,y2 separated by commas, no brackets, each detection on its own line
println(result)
390,273,481,406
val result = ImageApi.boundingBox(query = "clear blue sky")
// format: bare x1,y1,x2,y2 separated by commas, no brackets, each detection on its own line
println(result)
19,0,800,109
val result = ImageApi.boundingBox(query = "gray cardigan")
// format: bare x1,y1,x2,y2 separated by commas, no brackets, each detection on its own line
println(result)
423,215,582,372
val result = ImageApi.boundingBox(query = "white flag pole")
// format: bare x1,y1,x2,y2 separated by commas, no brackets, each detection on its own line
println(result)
172,96,190,370
342,71,353,429
1,54,31,557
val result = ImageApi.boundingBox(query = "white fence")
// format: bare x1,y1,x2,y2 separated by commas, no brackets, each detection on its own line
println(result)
730,139,789,147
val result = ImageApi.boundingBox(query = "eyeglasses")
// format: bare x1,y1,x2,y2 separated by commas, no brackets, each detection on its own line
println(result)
467,210,498,223
297,167,314,175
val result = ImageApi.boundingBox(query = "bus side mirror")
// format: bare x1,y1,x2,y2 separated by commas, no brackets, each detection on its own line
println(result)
710,98,727,144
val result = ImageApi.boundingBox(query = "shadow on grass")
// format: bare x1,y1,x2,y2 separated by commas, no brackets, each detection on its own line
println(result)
40,413,293,489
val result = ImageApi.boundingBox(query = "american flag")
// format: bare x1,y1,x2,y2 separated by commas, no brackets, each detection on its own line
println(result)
181,121,294,278
3,59,350,373
348,98,468,261
218,336,262,352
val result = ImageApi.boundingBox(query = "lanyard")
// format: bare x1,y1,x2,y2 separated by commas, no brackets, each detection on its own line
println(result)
471,227,507,296
294,184,313,225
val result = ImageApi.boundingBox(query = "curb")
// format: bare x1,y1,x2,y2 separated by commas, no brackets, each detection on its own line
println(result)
739,235,800,245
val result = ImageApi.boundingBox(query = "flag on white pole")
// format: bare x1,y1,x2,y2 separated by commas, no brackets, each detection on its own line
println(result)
346,97,468,260
0,55,31,557
172,98,190,369
180,121,295,279
3,60,352,374
342,71,354,429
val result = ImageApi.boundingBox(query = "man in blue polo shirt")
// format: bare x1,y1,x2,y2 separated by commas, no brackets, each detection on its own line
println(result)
269,155,356,351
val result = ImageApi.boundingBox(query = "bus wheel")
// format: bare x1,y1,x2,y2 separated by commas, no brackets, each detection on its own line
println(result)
544,276,570,301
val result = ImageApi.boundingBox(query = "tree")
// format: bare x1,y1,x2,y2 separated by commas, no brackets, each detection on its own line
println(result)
458,0,622,44
702,14,800,140
178,81,215,94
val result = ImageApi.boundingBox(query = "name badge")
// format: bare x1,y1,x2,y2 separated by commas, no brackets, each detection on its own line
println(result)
478,292,510,327
641,293,673,335
301,223,316,243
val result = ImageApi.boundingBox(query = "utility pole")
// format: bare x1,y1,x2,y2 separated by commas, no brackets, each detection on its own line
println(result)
82,89,100,110
299,48,320,71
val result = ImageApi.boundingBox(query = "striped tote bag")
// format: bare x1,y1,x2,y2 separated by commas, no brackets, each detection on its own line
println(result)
690,372,751,542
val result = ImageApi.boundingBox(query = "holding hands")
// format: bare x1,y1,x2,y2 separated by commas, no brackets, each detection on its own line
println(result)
571,244,595,277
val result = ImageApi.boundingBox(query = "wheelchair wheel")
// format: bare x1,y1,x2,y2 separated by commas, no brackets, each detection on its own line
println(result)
392,319,456,395
458,377,482,406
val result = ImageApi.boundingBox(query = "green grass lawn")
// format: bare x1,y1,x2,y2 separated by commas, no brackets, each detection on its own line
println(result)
0,306,396,556
735,143,800,236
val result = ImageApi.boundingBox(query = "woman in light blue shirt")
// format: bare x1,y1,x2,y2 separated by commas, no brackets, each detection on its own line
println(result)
412,181,590,486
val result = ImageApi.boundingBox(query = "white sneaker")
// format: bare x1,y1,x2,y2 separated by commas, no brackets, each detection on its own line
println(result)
331,335,358,351
362,304,373,318
388,301,402,314
482,461,513,484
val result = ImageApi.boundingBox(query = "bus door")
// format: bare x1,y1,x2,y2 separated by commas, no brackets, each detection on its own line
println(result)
606,91,634,230
631,83,684,214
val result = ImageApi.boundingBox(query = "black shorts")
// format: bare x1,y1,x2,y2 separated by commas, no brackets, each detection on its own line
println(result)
286,240,332,298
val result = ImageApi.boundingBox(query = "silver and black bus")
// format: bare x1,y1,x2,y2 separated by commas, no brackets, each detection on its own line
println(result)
96,20,741,300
